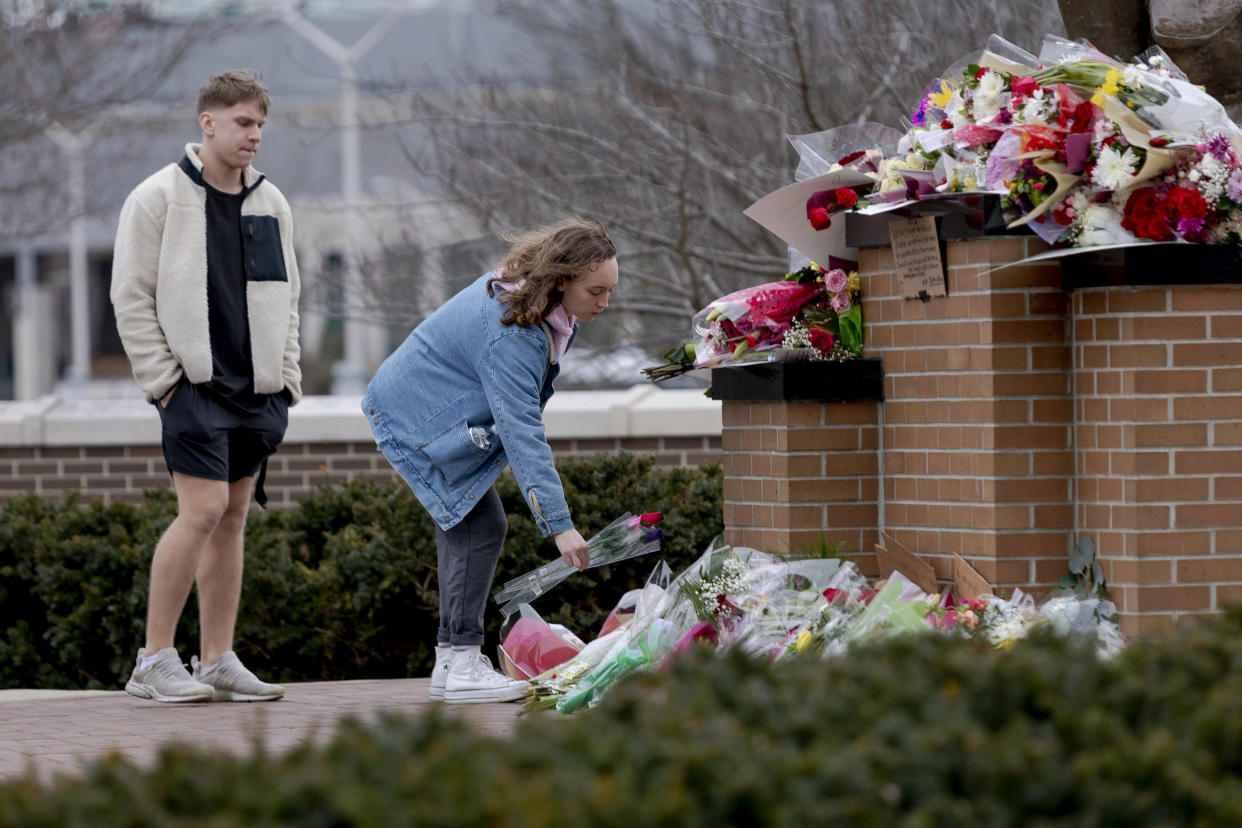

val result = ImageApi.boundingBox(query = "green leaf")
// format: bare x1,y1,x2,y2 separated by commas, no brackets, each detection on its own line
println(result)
1058,573,1078,589
1092,562,1104,587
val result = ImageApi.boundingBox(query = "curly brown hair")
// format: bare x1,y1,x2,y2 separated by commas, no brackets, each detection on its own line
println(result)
486,218,616,327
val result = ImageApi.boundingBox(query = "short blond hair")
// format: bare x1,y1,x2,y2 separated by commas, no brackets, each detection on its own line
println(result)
196,70,270,115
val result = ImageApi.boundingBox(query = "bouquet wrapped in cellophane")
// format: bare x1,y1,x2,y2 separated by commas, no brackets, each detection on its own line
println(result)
642,262,864,383
517,535,1127,714
493,511,664,619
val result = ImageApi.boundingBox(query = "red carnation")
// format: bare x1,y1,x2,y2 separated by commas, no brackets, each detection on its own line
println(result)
834,187,858,208
837,150,866,166
808,207,831,231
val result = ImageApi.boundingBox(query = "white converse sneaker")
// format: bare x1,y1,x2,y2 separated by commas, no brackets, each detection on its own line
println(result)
443,646,531,704
429,645,454,700
191,651,284,702
125,647,214,703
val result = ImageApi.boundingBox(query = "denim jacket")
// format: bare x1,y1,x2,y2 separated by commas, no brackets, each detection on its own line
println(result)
362,274,574,535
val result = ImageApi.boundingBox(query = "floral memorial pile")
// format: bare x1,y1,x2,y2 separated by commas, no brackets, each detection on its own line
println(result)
646,32,1242,380
755,32,1242,259
496,534,1125,713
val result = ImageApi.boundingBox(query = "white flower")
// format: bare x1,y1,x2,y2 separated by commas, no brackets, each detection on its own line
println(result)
1075,202,1134,246
972,71,1006,123
1122,65,1144,88
945,92,970,128
1090,144,1141,190
986,617,1029,647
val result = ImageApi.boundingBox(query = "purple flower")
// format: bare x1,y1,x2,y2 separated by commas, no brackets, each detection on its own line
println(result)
644,528,663,543
1226,168,1242,203
994,108,1013,125
912,97,931,127
1178,216,1205,236
1208,133,1235,163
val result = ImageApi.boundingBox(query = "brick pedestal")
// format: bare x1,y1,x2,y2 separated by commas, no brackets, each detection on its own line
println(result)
860,236,1074,590
717,206,1242,636
716,361,882,564
1073,283,1242,634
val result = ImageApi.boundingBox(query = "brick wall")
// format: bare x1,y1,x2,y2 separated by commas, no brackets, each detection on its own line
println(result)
860,235,1074,590
1074,285,1242,634
0,436,721,507
720,400,879,562
0,388,722,507
716,231,1242,636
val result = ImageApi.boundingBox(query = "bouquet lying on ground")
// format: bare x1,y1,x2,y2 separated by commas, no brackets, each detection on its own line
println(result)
642,262,864,383
507,537,1126,713
791,33,1242,250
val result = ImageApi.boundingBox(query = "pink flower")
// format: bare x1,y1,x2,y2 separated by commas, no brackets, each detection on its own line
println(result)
1010,75,1038,101
824,269,849,293
831,292,852,314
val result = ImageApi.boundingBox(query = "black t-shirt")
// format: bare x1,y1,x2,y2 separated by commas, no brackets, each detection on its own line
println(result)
203,181,273,415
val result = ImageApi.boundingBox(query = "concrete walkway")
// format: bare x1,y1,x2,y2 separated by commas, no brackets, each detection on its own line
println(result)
0,679,526,785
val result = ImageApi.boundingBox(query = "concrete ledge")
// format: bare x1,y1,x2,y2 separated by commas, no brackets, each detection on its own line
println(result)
0,385,722,447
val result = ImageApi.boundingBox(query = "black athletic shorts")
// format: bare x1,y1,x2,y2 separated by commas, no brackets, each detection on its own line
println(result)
156,377,288,504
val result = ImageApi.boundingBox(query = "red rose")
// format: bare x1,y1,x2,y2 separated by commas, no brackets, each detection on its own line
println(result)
1166,186,1207,220
833,187,858,208
808,206,832,231
808,327,835,355
837,150,866,166
1122,188,1174,241
1070,101,1097,134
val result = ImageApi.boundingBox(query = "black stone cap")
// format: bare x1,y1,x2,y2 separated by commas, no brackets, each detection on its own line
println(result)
711,358,884,402
1061,244,1242,288
845,194,1033,248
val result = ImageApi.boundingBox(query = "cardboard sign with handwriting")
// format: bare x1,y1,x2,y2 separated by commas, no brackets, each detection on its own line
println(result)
875,543,938,596
952,555,993,601
889,216,946,299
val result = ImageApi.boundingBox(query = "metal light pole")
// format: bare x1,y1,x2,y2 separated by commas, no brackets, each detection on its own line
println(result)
48,124,92,391
283,2,415,395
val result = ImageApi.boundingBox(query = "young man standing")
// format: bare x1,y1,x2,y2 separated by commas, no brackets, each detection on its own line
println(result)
111,70,301,703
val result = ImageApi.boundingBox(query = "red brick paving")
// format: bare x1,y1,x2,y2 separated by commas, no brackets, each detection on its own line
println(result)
0,679,525,785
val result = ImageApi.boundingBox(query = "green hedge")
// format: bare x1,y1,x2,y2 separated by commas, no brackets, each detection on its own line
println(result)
0,453,722,691
6,614,1242,823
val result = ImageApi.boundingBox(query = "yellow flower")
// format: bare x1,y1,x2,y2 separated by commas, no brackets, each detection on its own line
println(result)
848,272,861,292
1091,67,1123,106
795,630,812,652
929,79,953,108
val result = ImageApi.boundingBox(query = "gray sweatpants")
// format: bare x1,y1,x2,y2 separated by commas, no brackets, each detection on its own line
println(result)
434,486,508,647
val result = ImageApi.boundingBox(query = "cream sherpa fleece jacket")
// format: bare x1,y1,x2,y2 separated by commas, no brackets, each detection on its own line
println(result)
110,143,302,405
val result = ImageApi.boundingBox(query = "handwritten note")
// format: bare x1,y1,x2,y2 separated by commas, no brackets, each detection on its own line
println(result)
889,216,946,300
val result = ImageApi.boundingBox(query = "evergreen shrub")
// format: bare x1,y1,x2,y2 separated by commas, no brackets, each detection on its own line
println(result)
5,615,1242,824
0,454,722,690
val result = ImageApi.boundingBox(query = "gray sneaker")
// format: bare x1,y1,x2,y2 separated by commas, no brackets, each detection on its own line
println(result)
125,647,214,703
191,651,284,702
429,645,454,700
